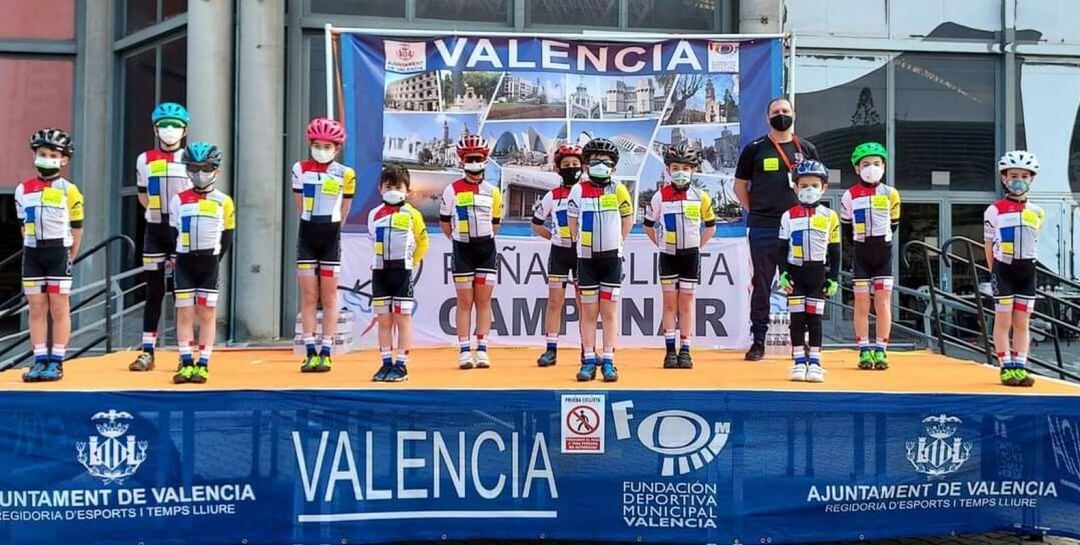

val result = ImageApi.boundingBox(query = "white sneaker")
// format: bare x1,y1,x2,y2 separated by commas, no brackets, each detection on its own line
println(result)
475,350,491,368
790,363,807,382
806,364,825,383
458,350,474,369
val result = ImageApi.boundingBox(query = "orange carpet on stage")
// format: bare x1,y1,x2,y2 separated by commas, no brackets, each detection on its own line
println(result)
4,348,1079,394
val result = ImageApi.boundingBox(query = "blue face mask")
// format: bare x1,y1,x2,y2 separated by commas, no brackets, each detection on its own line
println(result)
1006,178,1031,196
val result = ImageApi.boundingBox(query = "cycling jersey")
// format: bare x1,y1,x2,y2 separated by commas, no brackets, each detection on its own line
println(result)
439,178,502,242
14,177,84,248
136,149,190,223
567,180,633,259
367,202,429,270
779,203,841,266
291,160,357,223
984,198,1044,264
169,189,235,255
840,182,900,243
532,185,574,248
643,184,717,255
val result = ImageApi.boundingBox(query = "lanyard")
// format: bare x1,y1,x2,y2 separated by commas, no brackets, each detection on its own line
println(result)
768,134,804,172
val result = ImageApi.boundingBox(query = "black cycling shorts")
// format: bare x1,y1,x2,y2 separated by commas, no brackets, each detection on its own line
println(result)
372,268,415,315
143,221,177,264
175,253,220,307
547,245,577,284
992,260,1036,299
22,247,72,294
659,251,701,291
577,257,622,303
452,238,497,284
853,241,892,280
297,221,342,274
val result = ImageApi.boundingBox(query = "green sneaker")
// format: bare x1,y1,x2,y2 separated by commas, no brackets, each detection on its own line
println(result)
1000,367,1019,386
1013,367,1035,387
189,366,209,384
858,350,875,370
313,355,333,373
173,365,195,384
872,349,889,370
300,354,320,373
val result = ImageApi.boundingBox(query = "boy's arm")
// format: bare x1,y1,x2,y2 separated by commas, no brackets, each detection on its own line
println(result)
439,185,454,240
135,153,149,208
491,186,502,235
983,241,994,274
828,212,841,280
777,212,791,275
642,191,661,246
411,208,430,267
890,187,901,231
70,229,83,260
291,162,304,215
566,186,580,240
67,184,85,257
341,167,356,222
618,183,633,240
219,196,236,260
531,193,552,240
983,206,996,273
700,192,716,248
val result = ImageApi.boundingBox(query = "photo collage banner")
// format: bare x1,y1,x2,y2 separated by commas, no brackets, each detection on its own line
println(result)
338,34,783,230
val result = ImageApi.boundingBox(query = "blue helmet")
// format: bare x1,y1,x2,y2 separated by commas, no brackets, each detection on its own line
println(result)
183,142,222,167
151,102,189,125
792,159,829,182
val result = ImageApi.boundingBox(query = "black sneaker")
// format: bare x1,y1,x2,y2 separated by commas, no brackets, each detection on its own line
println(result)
677,350,693,369
744,342,765,361
385,364,409,382
537,349,557,367
372,363,393,382
663,350,678,369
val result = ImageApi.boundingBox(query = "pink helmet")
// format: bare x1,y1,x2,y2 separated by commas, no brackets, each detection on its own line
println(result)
306,117,346,144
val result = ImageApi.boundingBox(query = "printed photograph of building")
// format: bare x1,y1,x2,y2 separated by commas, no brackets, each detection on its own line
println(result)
653,123,741,173
382,112,480,171
481,120,568,170
488,72,567,120
661,74,739,125
601,76,670,119
384,71,442,112
501,167,562,221
567,75,602,119
570,119,655,177
636,153,742,223
440,70,502,112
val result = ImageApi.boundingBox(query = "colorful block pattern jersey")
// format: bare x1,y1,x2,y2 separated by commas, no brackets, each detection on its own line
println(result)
840,182,901,242
643,184,717,255
779,203,841,266
169,189,235,255
290,160,356,223
366,202,429,270
984,198,1044,264
567,181,633,258
439,178,503,242
136,149,190,223
14,177,84,248
532,185,575,248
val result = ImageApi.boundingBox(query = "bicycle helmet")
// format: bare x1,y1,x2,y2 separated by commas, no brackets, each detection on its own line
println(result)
792,159,829,182
455,134,490,160
998,150,1040,174
183,142,223,167
582,137,620,164
306,117,347,144
30,128,74,156
151,102,190,125
553,144,583,167
663,143,701,166
850,141,887,166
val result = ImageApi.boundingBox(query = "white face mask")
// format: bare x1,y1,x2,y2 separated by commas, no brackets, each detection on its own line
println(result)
382,189,406,205
671,170,693,187
34,156,63,171
311,146,337,164
189,171,217,190
463,161,486,175
588,162,613,180
859,164,884,184
157,127,185,147
797,186,823,205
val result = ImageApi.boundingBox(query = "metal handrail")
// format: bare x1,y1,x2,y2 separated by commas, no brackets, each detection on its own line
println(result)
0,249,23,271
946,235,1080,292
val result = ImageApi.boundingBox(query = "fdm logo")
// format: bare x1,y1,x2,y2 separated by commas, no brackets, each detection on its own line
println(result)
76,410,148,485
906,414,972,480
612,401,730,476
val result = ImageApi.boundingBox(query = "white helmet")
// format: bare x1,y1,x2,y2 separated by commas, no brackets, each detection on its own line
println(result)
998,150,1040,174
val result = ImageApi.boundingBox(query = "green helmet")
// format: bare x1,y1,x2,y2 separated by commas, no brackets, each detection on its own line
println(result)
851,141,888,166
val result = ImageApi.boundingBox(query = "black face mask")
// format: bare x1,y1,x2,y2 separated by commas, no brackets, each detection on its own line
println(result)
36,167,61,178
558,167,581,186
769,114,794,132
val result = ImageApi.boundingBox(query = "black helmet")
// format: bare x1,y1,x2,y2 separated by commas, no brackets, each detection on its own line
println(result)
582,138,620,164
30,128,74,156
663,143,700,166
183,141,224,167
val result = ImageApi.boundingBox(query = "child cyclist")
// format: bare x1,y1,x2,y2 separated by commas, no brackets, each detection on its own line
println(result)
567,138,634,382
368,163,429,382
778,160,840,382
293,117,355,373
984,151,1044,387
130,102,191,372
643,144,716,369
439,134,502,369
16,129,84,382
169,143,234,384
841,142,900,370
533,144,584,367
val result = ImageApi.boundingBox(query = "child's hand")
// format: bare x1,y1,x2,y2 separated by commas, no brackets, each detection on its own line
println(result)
779,271,794,294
